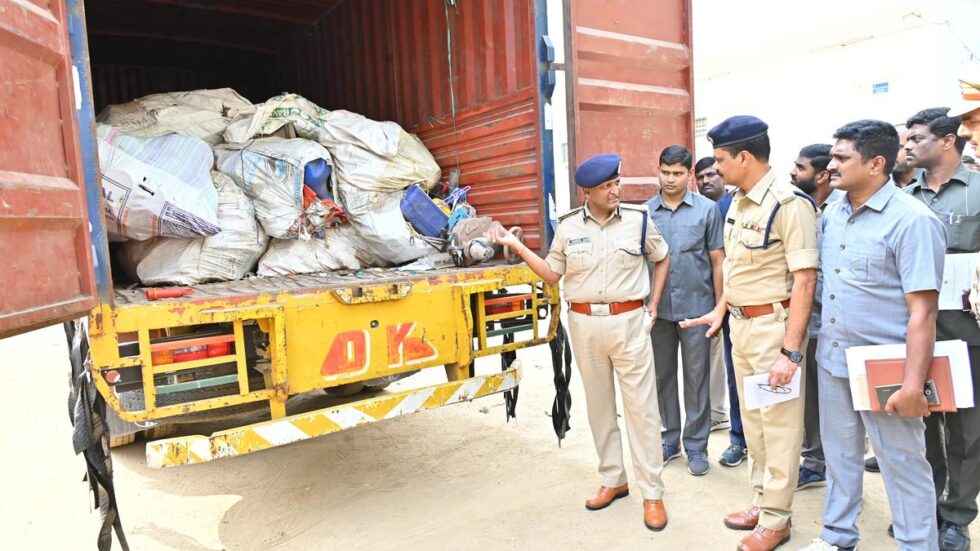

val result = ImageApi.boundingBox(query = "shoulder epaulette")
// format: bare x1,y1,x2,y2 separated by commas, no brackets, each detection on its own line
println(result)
620,203,650,214
557,207,584,222
768,184,797,206
614,203,651,255
770,185,817,210
751,187,817,250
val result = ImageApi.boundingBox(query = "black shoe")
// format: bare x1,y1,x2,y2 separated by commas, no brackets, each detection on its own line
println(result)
939,521,971,551
864,456,879,473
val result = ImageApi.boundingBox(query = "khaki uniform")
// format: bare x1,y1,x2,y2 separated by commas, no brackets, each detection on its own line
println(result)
724,169,818,530
709,337,728,422
546,202,670,499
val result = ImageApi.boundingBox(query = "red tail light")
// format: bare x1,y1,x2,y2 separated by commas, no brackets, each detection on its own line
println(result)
150,334,236,365
484,294,532,315
173,346,208,363
207,342,231,357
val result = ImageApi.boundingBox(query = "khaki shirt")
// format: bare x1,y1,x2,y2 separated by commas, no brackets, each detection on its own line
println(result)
546,203,669,303
723,169,819,306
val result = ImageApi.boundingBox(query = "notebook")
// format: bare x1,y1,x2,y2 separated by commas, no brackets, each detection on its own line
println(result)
865,356,956,413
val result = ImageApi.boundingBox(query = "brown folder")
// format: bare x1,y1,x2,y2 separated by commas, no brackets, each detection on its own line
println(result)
865,357,956,412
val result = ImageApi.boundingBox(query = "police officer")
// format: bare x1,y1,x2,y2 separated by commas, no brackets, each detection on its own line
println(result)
490,153,672,531
683,116,818,551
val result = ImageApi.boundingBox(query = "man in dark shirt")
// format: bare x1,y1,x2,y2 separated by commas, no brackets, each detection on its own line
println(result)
904,106,980,551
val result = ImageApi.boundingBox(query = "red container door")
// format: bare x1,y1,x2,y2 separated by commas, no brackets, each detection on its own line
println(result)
0,0,97,338
565,0,694,203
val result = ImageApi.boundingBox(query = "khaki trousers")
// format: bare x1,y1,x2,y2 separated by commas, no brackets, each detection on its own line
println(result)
709,335,729,422
729,302,805,530
568,307,665,500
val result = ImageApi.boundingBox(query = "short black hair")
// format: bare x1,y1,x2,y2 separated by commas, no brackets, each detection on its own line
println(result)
718,134,770,162
694,157,715,174
833,119,899,174
906,107,967,153
659,145,693,169
798,143,832,173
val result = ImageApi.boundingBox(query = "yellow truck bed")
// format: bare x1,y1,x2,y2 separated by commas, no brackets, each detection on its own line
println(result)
87,261,559,466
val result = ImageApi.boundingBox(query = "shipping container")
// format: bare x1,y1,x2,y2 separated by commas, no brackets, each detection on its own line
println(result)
0,0,692,464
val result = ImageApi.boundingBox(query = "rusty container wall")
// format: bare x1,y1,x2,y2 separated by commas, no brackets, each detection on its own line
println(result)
281,0,546,251
566,0,694,203
0,0,98,338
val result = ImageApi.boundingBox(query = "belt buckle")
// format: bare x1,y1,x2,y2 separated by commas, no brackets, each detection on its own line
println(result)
590,303,611,316
728,305,745,320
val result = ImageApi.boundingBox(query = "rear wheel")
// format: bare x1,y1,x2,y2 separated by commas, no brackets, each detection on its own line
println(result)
324,382,366,397
323,371,418,396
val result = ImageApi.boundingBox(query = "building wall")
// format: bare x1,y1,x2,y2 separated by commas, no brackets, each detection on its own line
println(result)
692,0,980,175
548,0,980,213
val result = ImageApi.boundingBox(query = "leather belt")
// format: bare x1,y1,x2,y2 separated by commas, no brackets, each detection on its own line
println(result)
569,300,644,316
728,299,791,320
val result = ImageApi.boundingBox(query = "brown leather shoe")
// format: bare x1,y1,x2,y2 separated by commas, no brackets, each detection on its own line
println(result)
737,525,791,551
643,499,668,531
584,484,629,510
724,506,761,530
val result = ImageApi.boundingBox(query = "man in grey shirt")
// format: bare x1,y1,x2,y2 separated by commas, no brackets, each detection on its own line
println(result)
801,119,945,551
645,145,724,477
904,106,980,551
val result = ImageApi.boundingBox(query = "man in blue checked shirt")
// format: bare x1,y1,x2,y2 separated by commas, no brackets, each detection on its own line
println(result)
645,146,725,477
800,119,946,551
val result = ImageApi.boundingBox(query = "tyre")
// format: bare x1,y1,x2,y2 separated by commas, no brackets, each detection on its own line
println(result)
324,382,366,397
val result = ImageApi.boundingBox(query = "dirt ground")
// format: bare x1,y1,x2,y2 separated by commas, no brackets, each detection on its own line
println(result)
2,325,977,550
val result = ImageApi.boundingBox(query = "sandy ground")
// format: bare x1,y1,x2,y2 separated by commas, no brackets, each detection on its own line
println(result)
1,325,977,550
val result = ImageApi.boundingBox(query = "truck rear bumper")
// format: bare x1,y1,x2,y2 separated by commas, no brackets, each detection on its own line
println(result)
147,363,522,468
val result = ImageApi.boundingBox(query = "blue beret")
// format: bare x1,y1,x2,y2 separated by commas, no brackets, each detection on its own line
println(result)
575,153,621,188
707,115,769,148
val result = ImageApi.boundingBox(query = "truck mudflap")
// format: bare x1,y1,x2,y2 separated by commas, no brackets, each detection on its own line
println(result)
66,319,131,551
147,362,523,468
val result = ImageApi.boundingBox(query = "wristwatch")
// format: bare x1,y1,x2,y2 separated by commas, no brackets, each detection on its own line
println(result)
780,347,803,364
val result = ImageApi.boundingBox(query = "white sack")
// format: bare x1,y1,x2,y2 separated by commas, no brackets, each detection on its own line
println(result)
119,172,269,285
338,184,432,266
214,137,332,239
223,93,329,144
98,126,219,241
98,88,255,145
257,225,365,276
314,110,441,193
223,93,440,192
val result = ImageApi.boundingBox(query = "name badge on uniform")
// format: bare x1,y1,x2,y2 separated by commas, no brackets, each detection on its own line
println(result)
569,237,591,245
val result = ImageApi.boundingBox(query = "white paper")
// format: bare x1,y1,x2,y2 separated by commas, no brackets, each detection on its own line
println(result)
743,368,801,410
844,340,973,410
940,254,976,310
